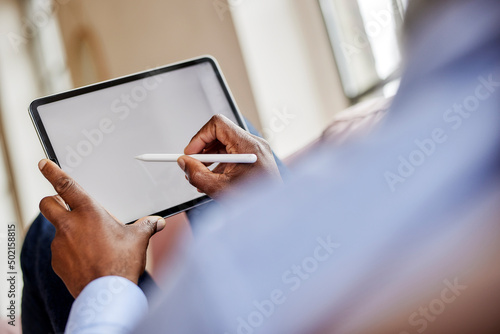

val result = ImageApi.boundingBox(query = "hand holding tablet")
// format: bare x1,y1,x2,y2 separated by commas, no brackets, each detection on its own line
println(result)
38,158,166,297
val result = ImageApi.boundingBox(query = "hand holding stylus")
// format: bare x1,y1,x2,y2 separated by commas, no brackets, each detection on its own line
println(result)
176,115,281,197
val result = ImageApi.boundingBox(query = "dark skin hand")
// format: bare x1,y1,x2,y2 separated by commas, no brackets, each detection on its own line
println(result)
38,159,166,298
177,114,282,197
39,115,279,297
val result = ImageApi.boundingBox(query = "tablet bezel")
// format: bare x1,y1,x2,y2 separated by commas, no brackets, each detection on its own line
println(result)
29,56,248,223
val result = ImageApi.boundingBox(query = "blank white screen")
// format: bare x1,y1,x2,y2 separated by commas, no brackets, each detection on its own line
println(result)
38,62,238,223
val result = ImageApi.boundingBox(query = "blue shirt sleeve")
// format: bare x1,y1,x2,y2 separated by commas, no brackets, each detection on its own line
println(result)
65,276,148,334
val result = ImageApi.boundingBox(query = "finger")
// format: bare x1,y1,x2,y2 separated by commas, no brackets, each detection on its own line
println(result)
38,159,92,209
130,216,166,243
177,156,225,195
39,196,69,224
184,115,247,155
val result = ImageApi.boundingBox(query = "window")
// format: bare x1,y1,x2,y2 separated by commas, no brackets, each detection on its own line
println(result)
319,0,407,101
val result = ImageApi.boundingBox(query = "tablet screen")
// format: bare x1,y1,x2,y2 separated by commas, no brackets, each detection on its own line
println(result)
32,58,243,223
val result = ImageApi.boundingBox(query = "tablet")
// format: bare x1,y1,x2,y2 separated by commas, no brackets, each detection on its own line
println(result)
29,56,247,224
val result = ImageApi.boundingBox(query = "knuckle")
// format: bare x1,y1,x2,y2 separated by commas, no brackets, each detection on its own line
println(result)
212,114,231,127
141,218,156,234
54,177,76,196
212,114,224,122
258,138,271,151
250,136,271,155
188,170,202,185
252,134,269,146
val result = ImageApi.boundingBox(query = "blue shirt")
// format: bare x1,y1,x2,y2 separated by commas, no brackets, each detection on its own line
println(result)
66,0,500,333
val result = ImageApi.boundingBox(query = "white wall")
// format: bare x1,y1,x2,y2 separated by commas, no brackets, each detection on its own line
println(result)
231,0,349,157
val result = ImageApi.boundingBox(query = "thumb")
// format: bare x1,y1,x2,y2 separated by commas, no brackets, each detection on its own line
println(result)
131,216,166,242
177,156,222,194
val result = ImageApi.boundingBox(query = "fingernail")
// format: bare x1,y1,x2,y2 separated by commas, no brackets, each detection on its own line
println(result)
156,218,166,232
38,159,47,171
177,158,186,171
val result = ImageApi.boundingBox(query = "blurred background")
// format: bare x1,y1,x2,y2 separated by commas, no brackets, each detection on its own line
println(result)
0,0,405,328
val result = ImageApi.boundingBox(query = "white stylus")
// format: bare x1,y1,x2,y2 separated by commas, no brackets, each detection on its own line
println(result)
135,154,258,163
